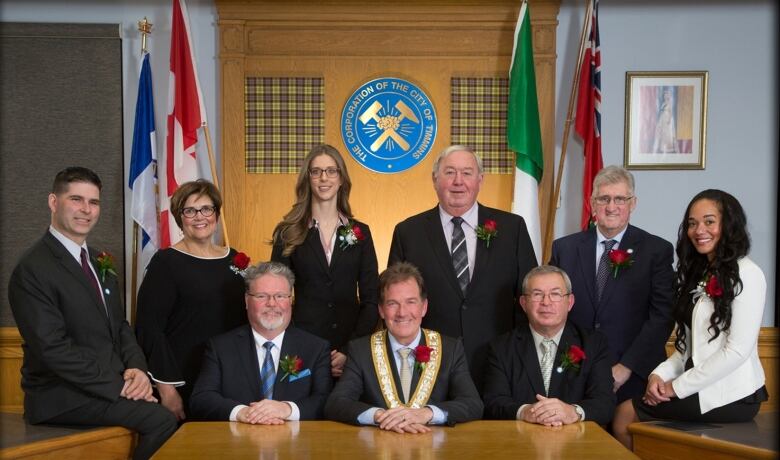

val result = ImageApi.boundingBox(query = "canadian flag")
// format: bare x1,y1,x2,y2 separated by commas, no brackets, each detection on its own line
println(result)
159,0,210,248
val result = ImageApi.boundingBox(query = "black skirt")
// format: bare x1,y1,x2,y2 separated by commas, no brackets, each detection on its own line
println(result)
633,357,768,423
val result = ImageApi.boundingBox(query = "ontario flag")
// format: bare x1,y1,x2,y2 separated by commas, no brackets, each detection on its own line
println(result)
159,0,210,248
574,0,603,230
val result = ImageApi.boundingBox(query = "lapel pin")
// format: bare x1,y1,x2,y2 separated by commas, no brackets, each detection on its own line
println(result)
104,288,111,295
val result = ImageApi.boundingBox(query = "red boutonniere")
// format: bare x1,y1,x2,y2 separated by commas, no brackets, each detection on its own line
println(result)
608,248,633,278
475,219,498,248
557,344,586,374
414,345,433,371
95,251,117,282
338,220,365,249
279,355,304,381
229,252,251,277
705,274,723,298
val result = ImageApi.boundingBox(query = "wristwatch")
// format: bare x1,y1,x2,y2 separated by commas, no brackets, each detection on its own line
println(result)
573,404,585,422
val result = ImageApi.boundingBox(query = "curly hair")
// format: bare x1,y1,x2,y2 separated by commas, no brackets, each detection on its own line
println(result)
272,144,353,257
673,189,750,353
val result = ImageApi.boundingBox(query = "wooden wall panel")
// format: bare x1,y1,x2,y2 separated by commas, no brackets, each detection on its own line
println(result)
217,0,560,266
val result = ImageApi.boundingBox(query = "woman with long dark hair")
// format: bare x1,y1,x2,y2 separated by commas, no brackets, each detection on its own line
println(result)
612,189,767,449
271,144,379,377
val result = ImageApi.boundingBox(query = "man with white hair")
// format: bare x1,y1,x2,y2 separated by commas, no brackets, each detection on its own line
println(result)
389,145,537,391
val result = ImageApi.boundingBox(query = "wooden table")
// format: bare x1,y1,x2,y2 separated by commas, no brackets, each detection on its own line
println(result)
153,420,638,459
0,412,134,460
629,412,778,460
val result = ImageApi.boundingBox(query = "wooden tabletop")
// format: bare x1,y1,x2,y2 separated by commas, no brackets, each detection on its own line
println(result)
629,411,778,460
153,420,638,459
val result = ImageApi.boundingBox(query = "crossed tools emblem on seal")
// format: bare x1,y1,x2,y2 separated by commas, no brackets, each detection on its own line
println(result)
359,100,420,152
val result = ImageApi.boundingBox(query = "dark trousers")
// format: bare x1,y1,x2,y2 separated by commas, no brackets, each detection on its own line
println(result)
44,397,177,459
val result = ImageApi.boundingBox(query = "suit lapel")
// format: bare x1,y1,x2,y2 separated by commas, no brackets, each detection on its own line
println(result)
328,219,351,269
468,204,490,296
238,326,263,400
599,225,640,308
304,227,330,273
516,328,546,397
423,208,464,299
548,324,579,398
44,233,111,328
577,229,598,307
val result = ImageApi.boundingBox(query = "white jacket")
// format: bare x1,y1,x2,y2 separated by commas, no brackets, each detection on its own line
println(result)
652,257,766,414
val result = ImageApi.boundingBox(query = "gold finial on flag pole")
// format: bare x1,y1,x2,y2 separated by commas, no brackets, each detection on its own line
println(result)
138,17,153,54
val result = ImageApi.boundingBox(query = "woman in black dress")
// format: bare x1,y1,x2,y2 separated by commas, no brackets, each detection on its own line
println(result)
272,144,379,377
136,180,247,421
612,190,768,448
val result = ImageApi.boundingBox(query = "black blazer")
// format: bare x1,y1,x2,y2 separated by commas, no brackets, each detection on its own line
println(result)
388,204,537,389
482,322,616,424
190,325,333,421
324,332,483,425
550,225,674,401
272,220,379,351
8,231,147,423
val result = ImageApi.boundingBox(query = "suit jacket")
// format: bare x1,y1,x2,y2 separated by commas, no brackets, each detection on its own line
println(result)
653,257,766,413
482,322,616,424
324,332,483,425
190,325,332,421
550,225,674,401
272,220,379,352
388,204,537,389
8,231,147,424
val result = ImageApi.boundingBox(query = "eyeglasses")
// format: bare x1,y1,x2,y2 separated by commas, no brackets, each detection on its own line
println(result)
181,206,217,218
308,167,340,178
594,195,634,206
525,291,570,303
246,292,292,303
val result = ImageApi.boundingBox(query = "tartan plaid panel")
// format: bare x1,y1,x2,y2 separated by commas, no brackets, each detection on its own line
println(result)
245,77,325,173
450,77,514,174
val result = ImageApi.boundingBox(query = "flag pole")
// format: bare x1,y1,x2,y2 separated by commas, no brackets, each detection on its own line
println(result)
201,125,229,247
542,0,592,259
130,17,154,324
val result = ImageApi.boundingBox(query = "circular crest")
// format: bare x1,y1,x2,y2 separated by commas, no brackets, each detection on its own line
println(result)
341,77,437,174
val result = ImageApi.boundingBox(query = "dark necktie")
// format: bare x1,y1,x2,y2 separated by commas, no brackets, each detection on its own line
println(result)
451,217,469,295
80,248,107,316
596,239,617,300
260,342,276,400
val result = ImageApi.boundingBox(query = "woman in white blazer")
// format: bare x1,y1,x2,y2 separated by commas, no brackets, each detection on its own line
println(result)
613,189,768,449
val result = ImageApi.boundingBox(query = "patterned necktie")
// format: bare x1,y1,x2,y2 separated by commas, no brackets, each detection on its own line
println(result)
398,348,412,403
80,248,107,316
540,338,555,395
596,239,617,300
260,342,276,400
451,217,469,295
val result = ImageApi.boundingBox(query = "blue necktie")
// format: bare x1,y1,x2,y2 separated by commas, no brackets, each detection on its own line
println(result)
260,342,276,400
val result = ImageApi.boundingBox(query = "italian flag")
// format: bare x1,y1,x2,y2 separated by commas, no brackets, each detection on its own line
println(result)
508,1,543,264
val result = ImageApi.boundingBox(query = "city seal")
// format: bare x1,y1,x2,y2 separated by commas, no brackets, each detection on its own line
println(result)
341,77,437,174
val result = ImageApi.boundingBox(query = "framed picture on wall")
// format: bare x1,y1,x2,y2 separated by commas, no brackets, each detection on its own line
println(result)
623,71,708,170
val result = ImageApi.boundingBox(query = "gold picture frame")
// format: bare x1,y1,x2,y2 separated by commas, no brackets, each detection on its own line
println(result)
624,71,708,170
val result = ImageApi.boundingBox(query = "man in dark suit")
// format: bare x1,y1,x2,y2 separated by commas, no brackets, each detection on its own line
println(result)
550,165,674,404
8,167,177,460
324,262,483,432
388,145,537,391
483,265,615,425
190,261,332,423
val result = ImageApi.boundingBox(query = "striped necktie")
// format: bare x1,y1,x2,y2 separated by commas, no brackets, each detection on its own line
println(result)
451,217,469,295
260,341,276,400
398,348,412,403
